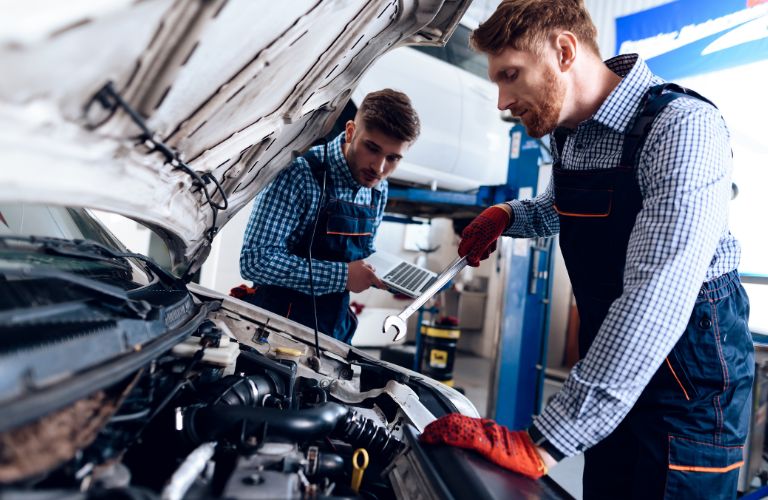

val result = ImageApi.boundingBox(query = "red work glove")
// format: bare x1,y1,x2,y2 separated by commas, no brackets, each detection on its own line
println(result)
420,414,547,480
458,205,511,266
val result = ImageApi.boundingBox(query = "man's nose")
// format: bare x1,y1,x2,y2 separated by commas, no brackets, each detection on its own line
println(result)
497,88,517,111
374,156,386,173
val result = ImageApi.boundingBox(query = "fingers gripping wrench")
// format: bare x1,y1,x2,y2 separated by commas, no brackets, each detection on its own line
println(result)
383,256,468,341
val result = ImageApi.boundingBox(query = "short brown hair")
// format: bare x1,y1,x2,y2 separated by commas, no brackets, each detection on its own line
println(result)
471,0,600,56
356,89,420,143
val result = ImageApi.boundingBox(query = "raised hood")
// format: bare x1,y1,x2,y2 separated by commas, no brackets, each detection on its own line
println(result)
0,0,470,275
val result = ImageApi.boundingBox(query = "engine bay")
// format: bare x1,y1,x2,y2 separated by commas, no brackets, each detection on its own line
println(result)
0,286,473,499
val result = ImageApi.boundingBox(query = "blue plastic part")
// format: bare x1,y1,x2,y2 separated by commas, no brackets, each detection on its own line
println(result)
387,187,480,207
493,237,555,429
491,125,555,429
739,485,768,500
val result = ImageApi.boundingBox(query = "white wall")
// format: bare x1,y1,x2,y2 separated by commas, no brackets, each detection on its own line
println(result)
198,200,253,293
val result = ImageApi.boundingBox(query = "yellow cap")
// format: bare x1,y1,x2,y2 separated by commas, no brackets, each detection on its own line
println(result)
275,347,303,357
421,325,461,339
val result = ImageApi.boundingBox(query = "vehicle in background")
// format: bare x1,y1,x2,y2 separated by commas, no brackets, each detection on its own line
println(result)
351,23,511,192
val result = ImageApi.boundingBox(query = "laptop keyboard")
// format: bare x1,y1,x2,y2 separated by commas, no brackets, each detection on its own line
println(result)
419,276,438,293
384,262,435,294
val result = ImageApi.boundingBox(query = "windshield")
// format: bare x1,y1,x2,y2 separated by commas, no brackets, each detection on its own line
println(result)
0,203,152,287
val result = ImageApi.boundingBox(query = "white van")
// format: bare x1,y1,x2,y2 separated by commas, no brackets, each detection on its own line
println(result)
351,23,511,191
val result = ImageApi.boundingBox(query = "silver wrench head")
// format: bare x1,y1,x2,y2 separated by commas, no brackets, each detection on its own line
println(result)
383,315,407,342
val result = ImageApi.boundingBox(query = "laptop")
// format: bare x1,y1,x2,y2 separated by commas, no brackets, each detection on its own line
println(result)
365,251,438,298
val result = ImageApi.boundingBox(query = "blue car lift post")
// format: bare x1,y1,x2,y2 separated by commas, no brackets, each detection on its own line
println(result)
386,125,555,429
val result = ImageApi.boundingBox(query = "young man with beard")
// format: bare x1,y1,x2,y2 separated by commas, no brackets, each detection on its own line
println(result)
420,1,753,498
239,89,420,344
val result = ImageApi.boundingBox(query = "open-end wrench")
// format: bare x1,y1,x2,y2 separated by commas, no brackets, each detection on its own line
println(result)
383,256,468,342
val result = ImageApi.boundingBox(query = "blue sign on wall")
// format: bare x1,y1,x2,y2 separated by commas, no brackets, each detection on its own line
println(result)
616,0,768,79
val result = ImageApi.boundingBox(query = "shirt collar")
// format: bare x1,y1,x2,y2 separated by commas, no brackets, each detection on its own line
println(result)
592,54,656,133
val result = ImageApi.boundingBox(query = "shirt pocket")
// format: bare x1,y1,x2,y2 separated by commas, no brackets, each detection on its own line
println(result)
554,185,613,218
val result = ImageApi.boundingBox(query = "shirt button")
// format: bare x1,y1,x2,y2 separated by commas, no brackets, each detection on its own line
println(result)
575,143,585,150
699,317,712,329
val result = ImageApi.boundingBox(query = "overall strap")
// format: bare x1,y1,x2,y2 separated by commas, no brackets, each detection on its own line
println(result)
619,83,717,168
304,141,329,189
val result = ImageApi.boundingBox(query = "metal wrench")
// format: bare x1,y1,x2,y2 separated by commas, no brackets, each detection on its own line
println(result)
383,256,468,341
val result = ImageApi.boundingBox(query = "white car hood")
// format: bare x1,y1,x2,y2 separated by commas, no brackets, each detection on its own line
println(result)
0,0,470,274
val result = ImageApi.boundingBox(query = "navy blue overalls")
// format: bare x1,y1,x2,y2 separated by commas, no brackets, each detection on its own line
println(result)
246,146,379,344
553,84,753,499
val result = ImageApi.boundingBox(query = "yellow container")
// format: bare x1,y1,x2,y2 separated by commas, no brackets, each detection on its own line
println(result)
421,323,460,385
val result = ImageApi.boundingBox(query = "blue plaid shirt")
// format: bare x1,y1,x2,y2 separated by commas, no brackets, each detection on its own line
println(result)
505,54,741,457
240,133,387,295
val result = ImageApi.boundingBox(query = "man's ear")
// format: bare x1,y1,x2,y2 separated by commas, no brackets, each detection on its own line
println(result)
344,120,356,143
554,31,577,71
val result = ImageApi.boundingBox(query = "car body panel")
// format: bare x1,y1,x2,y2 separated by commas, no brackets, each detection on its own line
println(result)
0,0,472,274
188,282,481,421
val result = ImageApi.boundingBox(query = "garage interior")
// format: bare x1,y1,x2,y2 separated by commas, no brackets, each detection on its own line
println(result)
6,0,766,498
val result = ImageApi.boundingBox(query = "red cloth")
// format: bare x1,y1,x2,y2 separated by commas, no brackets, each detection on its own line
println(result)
457,206,510,266
436,315,459,327
350,301,365,315
420,414,547,479
230,284,257,299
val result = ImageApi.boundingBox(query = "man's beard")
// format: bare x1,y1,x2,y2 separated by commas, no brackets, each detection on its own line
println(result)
522,66,566,138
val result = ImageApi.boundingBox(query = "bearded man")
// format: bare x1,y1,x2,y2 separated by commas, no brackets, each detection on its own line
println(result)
421,1,753,499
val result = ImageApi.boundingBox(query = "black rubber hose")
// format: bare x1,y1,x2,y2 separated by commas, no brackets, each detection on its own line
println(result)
336,411,405,463
204,374,276,407
185,402,404,463
185,401,349,444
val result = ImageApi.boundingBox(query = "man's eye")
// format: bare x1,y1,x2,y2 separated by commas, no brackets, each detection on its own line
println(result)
386,155,400,163
505,70,518,81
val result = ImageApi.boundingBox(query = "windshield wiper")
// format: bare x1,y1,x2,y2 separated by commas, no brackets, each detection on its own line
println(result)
0,235,179,285
0,263,152,320
0,299,95,328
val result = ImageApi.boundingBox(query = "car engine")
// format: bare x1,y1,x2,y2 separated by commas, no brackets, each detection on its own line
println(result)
0,287,468,500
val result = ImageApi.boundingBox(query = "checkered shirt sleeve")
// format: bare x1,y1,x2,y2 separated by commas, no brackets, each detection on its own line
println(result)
504,55,740,457
239,156,348,295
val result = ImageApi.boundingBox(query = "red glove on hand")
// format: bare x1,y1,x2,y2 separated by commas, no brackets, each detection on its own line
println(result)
420,414,547,480
458,205,511,266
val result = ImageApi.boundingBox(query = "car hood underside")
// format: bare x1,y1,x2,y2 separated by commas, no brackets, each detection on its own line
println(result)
0,0,470,275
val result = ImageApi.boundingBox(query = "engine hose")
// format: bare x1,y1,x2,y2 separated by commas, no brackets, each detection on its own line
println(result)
185,401,349,444
184,402,403,462
333,411,405,464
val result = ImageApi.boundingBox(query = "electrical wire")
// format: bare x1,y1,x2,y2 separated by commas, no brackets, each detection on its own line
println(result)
305,142,329,360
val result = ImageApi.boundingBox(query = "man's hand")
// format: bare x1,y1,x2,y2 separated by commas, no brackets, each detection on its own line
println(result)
420,414,548,480
346,260,385,293
458,204,511,266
